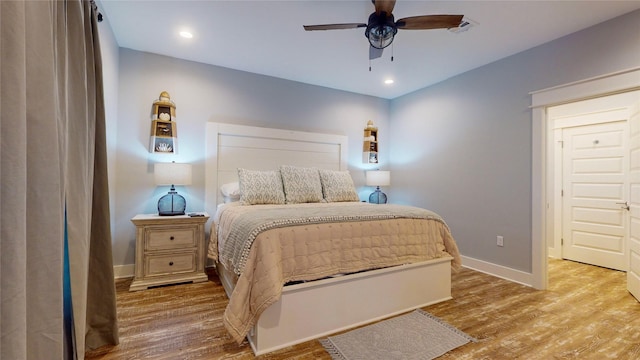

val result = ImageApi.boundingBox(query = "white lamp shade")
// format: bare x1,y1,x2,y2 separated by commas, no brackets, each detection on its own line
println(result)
366,170,390,187
154,162,192,186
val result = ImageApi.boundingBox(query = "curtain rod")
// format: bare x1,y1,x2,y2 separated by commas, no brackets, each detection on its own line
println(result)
89,0,103,22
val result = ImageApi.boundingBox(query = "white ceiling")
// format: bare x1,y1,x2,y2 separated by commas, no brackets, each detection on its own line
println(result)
99,0,640,99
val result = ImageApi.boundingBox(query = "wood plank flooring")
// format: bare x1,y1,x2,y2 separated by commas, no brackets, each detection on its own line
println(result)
85,259,640,359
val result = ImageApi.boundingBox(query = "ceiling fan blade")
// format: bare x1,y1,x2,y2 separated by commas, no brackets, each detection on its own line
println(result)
303,23,366,31
369,45,383,60
374,0,396,16
396,15,464,30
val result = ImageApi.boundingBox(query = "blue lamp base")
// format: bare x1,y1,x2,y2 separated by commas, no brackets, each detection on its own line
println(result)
158,185,186,216
368,187,387,204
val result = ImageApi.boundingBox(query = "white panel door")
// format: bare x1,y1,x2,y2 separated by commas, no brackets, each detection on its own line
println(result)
562,121,628,271
627,96,640,301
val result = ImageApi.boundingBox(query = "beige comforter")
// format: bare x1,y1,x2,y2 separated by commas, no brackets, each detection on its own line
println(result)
208,202,461,344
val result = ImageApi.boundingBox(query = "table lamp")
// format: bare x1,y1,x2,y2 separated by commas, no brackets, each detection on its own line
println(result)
154,162,192,215
366,170,390,204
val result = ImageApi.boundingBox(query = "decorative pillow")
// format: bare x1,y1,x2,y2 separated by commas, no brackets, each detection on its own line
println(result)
319,169,360,202
237,169,285,205
280,165,324,204
220,182,241,200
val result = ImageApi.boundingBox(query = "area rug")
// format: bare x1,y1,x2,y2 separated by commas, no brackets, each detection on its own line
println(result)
320,309,477,360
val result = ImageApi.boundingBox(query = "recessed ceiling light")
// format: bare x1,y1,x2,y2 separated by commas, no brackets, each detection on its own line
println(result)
384,79,394,85
179,31,193,39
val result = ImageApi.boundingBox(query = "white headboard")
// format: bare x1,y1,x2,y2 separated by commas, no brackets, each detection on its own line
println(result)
204,122,349,215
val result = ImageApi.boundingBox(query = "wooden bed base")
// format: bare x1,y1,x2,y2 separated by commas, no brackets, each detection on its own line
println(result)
216,256,453,355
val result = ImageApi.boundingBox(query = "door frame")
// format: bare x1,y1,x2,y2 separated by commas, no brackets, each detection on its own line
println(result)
530,66,640,290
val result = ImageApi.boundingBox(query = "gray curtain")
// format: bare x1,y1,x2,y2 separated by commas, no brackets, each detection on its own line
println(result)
0,1,118,359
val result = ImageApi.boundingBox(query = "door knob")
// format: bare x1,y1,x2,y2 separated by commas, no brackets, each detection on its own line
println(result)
616,201,630,210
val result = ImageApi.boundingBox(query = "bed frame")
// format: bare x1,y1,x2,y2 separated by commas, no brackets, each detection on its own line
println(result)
205,122,453,355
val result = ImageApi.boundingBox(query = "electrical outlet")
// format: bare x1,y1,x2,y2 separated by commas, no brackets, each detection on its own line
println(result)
497,236,504,247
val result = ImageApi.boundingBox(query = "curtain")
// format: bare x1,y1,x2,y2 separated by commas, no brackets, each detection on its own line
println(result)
0,1,118,359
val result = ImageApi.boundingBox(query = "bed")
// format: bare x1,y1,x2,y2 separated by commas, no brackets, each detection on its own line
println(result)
204,122,461,355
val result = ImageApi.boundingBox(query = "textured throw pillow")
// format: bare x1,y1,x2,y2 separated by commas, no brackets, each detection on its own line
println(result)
319,169,360,202
280,165,324,204
237,169,285,205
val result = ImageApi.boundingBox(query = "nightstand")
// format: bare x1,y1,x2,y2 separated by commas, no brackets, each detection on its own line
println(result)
129,213,210,291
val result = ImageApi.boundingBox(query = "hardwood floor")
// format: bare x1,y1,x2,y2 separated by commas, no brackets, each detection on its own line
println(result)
85,259,640,359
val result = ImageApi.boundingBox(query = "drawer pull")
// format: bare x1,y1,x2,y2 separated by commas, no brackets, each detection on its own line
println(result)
170,236,175,240
169,261,174,266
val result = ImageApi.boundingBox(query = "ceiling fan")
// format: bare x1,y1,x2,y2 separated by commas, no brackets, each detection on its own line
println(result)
303,0,464,60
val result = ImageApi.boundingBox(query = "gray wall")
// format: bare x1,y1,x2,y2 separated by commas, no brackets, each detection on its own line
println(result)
112,50,390,267
389,9,640,272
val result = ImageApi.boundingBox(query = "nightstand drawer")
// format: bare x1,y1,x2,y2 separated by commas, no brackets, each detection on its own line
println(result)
146,252,196,276
146,227,196,250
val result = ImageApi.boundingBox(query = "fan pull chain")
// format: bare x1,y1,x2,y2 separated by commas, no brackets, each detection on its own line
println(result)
391,43,394,62
369,58,372,72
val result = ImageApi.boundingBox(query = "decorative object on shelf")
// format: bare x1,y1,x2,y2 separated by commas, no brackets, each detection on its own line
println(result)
154,161,192,216
150,91,178,154
366,170,390,204
363,120,378,164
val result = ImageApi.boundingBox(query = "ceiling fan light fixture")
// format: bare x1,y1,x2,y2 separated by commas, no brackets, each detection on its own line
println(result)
303,2,466,58
367,24,396,49
365,13,397,49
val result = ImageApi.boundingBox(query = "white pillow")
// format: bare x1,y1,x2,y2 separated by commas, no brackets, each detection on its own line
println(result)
220,182,240,197
280,165,324,204
319,169,360,202
238,168,285,205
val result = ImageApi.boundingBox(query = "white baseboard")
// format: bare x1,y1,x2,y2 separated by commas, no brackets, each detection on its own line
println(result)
114,256,536,285
548,246,561,259
113,264,135,279
461,255,534,287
